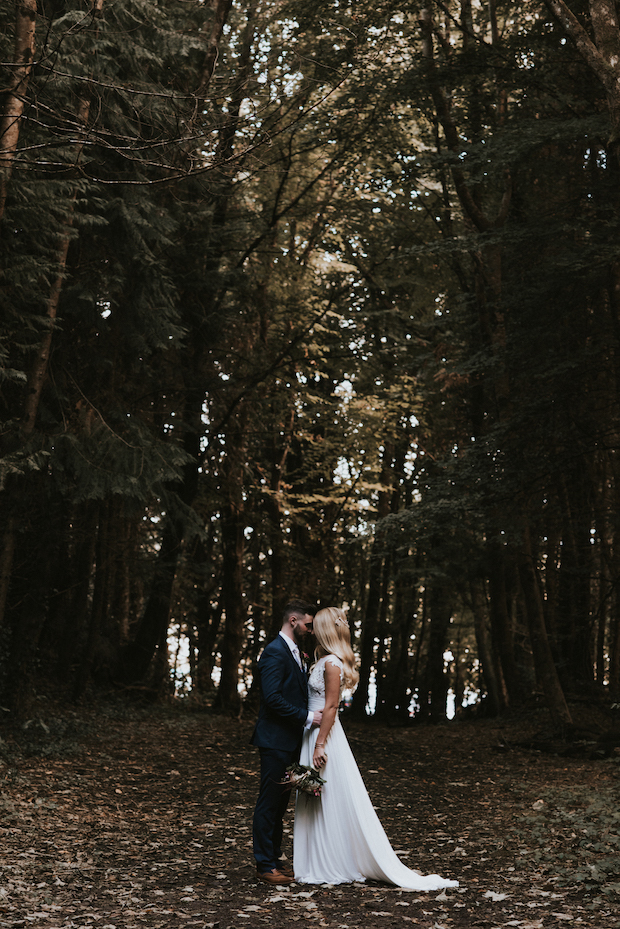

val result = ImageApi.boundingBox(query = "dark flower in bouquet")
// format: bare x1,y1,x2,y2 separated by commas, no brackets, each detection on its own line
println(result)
282,763,326,797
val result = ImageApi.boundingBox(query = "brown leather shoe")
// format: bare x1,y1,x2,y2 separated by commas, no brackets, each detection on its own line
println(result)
278,862,294,877
256,868,295,885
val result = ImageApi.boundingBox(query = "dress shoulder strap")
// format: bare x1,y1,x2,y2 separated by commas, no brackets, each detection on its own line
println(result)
325,654,344,672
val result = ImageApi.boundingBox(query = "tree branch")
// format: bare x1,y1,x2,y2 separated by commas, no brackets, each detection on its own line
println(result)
542,0,617,94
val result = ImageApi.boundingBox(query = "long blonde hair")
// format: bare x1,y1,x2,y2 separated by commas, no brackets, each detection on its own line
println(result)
313,607,359,692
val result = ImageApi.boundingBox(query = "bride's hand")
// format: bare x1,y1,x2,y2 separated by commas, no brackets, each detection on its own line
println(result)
313,743,327,769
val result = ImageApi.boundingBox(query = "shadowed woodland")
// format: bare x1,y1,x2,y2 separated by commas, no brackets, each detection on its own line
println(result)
2,4,620,926
2,0,620,740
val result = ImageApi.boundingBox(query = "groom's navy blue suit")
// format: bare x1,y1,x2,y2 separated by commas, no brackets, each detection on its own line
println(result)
251,634,309,874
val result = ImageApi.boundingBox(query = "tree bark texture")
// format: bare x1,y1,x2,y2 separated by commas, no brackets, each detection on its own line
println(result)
0,0,37,223
470,579,507,715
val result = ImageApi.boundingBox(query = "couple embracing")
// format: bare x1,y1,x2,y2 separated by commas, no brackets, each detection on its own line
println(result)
251,600,459,890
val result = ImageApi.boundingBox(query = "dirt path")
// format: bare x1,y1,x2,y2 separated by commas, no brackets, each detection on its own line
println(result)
0,704,619,928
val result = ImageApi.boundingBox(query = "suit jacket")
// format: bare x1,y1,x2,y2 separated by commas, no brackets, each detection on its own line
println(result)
251,634,309,752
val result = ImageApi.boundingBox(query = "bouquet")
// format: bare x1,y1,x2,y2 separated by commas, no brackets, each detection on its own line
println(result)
282,763,326,797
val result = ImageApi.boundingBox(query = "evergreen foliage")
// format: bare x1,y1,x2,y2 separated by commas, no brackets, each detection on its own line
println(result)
0,0,619,724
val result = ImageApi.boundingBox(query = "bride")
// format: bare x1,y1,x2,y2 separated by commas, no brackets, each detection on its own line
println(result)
293,606,459,890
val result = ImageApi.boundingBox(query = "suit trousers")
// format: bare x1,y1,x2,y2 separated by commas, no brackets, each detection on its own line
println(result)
253,745,299,872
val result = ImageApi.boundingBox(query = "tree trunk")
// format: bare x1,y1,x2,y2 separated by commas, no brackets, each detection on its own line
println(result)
410,587,428,713
20,95,91,440
73,500,108,700
420,585,452,722
187,534,220,695
214,402,248,714
4,506,52,721
119,515,180,684
195,0,234,97
556,473,595,689
0,0,37,223
108,502,134,645
470,578,507,715
377,595,417,724
609,586,620,698
350,445,394,719
120,375,203,682
541,523,561,647
214,501,246,714
517,520,573,728
57,503,99,678
487,540,522,702
265,410,295,638
0,518,15,637
349,548,384,719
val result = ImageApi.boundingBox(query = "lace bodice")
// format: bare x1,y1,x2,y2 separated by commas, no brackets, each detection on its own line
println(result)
307,655,343,711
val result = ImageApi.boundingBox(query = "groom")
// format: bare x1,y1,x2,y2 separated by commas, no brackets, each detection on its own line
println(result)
251,599,321,885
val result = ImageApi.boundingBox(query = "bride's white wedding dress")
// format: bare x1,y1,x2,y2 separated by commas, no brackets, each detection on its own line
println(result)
293,655,459,890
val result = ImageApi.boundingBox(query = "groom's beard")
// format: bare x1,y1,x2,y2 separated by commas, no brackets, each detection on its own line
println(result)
292,628,310,650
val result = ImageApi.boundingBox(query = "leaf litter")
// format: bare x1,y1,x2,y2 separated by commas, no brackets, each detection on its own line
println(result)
0,702,618,928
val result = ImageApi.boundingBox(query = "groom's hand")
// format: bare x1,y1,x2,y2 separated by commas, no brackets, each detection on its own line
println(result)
312,711,323,727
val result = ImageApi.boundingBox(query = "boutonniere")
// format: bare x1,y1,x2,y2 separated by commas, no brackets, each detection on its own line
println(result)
302,652,310,673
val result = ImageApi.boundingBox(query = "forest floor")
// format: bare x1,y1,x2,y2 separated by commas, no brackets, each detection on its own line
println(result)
0,698,619,929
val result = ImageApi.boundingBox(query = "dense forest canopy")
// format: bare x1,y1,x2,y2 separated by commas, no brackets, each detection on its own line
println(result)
1,0,619,726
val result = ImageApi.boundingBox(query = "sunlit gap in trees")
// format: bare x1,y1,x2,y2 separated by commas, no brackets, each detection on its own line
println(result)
585,147,607,170
444,651,480,719
257,18,300,72
168,631,480,721
363,642,479,721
